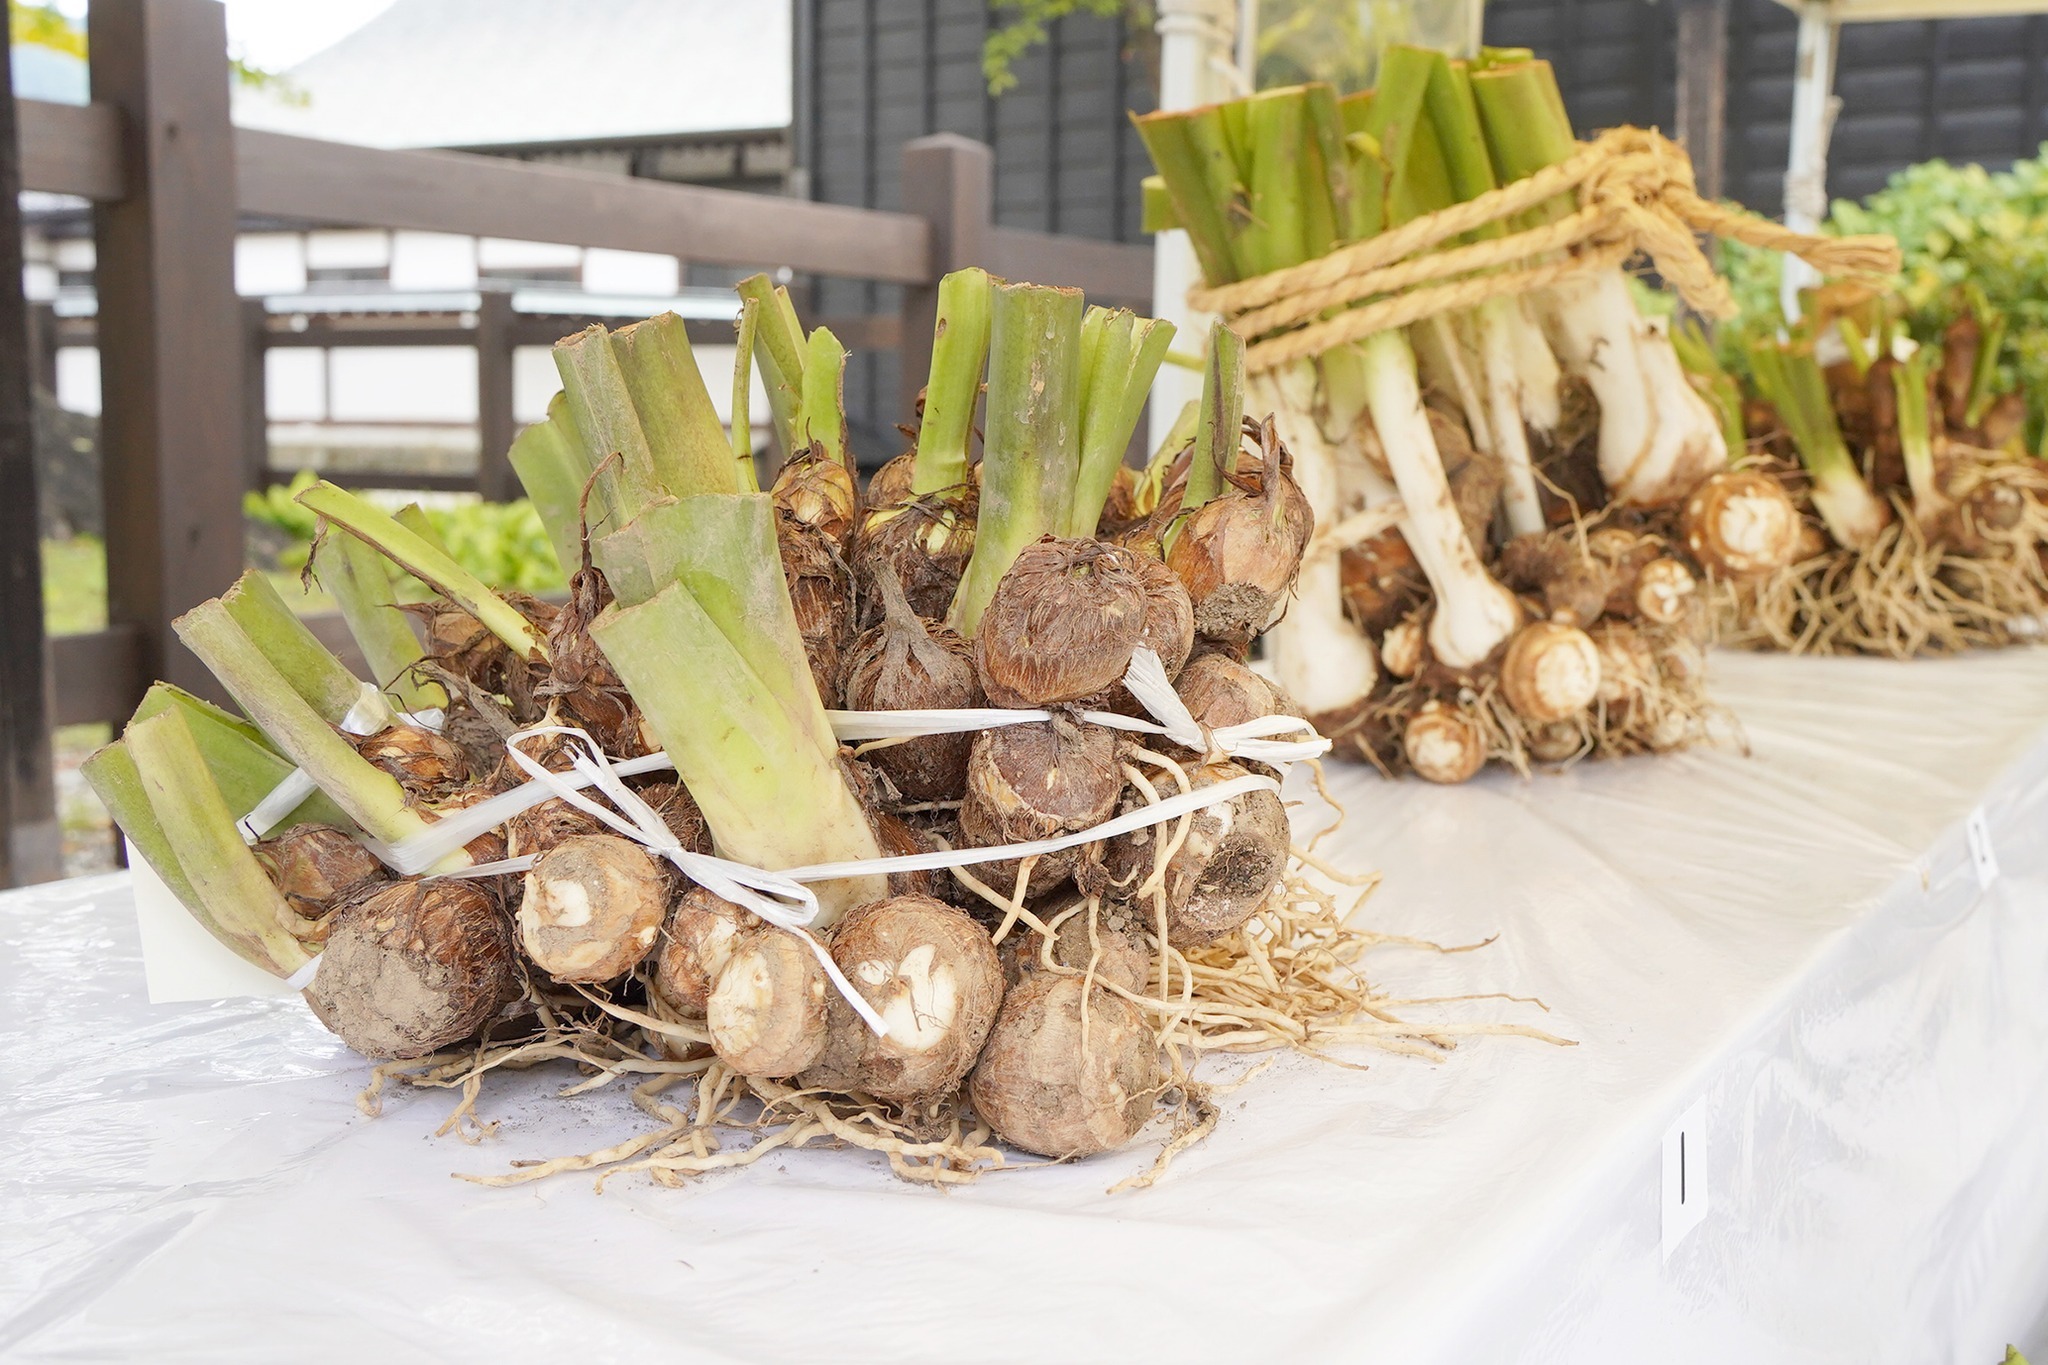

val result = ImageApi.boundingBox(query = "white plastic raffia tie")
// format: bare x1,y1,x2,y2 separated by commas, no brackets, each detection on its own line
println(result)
381,649,1330,877
369,649,1331,1037
233,686,441,844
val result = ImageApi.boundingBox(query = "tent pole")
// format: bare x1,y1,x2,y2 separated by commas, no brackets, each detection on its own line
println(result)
1782,0,1840,321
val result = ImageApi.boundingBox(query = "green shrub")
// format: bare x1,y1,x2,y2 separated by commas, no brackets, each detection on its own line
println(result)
244,470,564,593
1722,146,2048,446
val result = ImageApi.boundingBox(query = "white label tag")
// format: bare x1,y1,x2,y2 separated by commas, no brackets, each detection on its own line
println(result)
130,839,301,1004
1661,1097,1709,1260
1967,809,2000,891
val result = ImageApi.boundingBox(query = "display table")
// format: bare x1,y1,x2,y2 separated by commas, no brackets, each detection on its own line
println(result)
7,650,2048,1363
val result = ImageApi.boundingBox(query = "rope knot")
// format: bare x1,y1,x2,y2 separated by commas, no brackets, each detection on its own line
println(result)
1185,125,1903,376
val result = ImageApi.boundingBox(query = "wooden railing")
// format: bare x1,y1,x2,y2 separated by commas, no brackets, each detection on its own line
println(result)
0,0,1152,886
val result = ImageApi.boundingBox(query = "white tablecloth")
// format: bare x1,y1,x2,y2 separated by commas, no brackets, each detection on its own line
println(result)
7,650,2048,1364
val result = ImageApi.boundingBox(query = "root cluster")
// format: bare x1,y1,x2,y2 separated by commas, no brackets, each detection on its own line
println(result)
364,750,1565,1193
1713,453,2048,657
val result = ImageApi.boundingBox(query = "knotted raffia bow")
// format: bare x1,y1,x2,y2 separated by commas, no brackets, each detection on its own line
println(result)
1186,126,1902,375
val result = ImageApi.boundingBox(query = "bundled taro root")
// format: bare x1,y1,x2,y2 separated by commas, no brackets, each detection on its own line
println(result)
1132,50,1875,781
87,271,1560,1192
1673,291,2048,656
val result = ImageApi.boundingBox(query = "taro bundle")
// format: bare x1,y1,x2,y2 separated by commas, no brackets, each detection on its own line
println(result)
86,270,1558,1189
1679,288,2048,656
1136,47,1900,781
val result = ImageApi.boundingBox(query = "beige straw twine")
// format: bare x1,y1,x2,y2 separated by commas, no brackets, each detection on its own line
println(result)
1186,126,1902,375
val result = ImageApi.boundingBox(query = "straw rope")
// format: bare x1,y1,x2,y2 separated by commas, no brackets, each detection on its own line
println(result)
1186,126,1900,375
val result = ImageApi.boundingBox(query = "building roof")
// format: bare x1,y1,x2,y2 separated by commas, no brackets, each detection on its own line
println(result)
231,0,791,149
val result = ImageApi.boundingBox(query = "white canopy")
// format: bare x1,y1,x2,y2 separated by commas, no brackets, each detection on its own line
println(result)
1769,0,2048,18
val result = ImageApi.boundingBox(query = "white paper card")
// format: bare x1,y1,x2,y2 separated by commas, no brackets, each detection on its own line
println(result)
130,839,300,1004
1967,808,2000,891
1661,1096,1709,1260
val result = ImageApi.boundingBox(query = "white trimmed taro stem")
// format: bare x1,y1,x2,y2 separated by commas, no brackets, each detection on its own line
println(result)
1248,363,1380,718
1477,298,1548,536
1358,329,1520,668
1540,273,1727,506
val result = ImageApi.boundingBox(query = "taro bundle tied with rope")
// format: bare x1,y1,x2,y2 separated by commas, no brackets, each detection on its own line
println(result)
1137,49,1900,782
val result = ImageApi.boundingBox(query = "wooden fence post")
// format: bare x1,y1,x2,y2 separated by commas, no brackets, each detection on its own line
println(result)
897,135,992,421
89,0,246,706
1675,0,1730,202
0,15,63,886
242,298,269,491
475,289,517,501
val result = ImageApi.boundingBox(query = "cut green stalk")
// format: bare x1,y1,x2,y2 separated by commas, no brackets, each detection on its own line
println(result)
82,739,202,911
1131,107,1241,288
589,560,886,922
1235,88,1311,276
551,324,668,514
797,326,851,468
598,494,827,758
737,273,807,459
1301,83,1348,259
1751,341,1890,550
608,312,740,497
912,268,994,497
731,294,763,493
1966,290,2008,431
947,282,1086,637
1066,306,1176,538
313,534,445,714
393,503,448,553
1172,320,1245,547
1894,347,1945,522
173,598,456,859
1837,315,1876,377
296,480,547,662
1337,91,1387,241
507,395,598,571
130,682,356,831
1363,47,1437,225
124,708,314,977
1141,174,1178,233
221,570,393,728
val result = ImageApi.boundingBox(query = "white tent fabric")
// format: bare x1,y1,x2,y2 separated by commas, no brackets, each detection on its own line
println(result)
6,649,2048,1362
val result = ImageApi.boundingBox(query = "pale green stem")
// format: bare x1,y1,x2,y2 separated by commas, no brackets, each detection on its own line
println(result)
296,480,547,662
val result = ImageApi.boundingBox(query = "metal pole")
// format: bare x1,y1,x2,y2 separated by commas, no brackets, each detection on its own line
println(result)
1781,0,1840,321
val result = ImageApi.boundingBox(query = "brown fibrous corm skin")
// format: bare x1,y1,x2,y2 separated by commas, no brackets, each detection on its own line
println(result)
799,895,1005,1103
968,973,1160,1159
974,537,1153,708
304,878,517,1061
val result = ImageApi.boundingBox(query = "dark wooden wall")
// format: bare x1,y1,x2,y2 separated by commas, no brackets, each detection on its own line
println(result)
793,0,1153,461
1484,0,2048,214
797,1,2048,318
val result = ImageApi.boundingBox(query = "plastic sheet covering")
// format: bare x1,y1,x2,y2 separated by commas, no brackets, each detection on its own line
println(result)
8,649,2048,1363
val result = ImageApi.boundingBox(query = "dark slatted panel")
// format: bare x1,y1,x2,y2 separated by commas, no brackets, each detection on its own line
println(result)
795,0,1151,463
1490,1,2048,217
